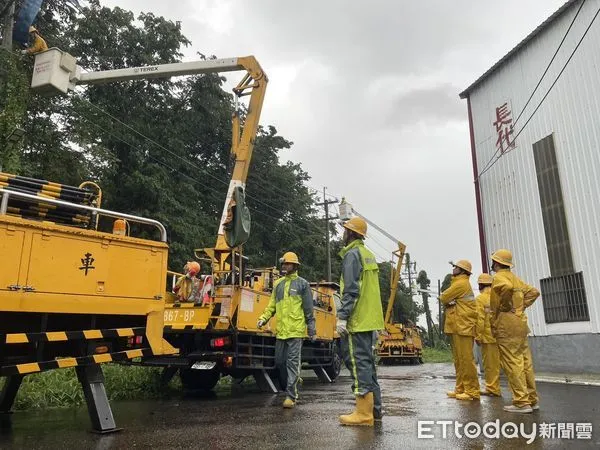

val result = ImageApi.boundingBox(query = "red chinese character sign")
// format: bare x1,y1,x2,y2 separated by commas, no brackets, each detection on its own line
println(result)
493,102,516,153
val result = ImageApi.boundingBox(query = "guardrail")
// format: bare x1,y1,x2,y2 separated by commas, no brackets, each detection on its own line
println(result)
0,188,167,242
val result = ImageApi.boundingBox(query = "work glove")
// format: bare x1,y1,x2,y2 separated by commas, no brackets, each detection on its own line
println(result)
336,319,348,336
257,319,266,328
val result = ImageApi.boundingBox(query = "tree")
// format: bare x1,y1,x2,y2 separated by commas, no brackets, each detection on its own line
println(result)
416,270,435,346
439,273,453,340
2,1,332,280
379,261,423,325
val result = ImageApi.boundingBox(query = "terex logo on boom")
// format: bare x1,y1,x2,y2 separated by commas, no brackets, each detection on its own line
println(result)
139,67,159,73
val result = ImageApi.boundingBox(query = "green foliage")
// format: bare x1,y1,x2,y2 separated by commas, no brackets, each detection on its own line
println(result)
441,273,453,291
1,1,330,278
379,261,423,324
0,364,181,410
0,51,29,172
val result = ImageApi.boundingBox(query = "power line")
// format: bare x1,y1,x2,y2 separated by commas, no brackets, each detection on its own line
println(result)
0,47,349,244
476,0,588,180
514,0,587,127
476,2,600,181
0,45,341,222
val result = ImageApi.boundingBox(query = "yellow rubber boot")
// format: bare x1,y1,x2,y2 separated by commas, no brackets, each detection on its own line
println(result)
283,397,295,408
339,392,374,426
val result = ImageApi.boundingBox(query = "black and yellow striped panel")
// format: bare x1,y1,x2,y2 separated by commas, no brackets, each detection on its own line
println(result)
3,327,145,344
0,348,153,376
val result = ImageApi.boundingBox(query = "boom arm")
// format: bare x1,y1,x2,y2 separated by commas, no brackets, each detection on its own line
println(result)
347,205,406,326
384,243,407,325
32,50,268,254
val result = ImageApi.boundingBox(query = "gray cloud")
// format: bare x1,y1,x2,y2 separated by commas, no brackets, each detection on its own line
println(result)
383,84,466,128
100,0,565,318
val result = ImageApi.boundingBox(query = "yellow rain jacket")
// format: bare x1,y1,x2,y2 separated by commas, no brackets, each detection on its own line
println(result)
475,287,495,343
440,274,476,336
26,34,48,55
490,269,539,342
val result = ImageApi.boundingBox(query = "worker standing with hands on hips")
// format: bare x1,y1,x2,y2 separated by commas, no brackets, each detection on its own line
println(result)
21,26,48,56
440,260,480,401
475,273,501,397
489,248,540,414
257,252,316,409
336,216,384,427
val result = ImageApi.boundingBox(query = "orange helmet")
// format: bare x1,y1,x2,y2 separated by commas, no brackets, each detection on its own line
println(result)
184,261,201,276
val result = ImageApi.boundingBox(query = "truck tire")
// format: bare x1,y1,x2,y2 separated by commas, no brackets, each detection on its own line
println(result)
323,340,342,380
180,367,220,391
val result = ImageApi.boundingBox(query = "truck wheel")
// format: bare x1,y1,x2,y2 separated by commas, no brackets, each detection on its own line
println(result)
323,340,342,380
180,367,220,391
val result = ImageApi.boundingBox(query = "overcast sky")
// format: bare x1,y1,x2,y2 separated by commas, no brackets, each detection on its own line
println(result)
102,0,566,311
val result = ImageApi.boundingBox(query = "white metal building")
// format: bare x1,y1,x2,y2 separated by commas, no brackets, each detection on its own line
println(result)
460,0,600,373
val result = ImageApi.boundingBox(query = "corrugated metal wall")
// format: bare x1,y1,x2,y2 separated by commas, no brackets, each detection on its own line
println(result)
468,0,600,336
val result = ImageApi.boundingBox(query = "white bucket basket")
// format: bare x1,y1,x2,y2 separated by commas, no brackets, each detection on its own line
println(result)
31,48,77,95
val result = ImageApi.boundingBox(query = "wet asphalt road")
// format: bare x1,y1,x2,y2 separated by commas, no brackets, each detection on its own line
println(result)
0,363,599,449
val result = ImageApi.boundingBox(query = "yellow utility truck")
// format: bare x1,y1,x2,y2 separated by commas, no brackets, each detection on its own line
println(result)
376,244,424,364
27,49,341,395
0,172,176,433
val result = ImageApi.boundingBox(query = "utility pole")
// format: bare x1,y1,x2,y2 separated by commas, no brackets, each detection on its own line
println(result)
402,253,417,288
438,279,443,339
316,187,338,282
397,252,417,323
1,1,15,50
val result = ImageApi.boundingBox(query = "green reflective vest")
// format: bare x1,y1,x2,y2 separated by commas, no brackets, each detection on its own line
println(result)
340,240,384,332
258,272,315,339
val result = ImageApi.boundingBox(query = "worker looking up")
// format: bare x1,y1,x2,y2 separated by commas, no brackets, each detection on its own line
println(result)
257,252,316,409
490,248,540,414
475,273,501,397
173,261,202,305
20,26,48,56
440,260,480,401
336,217,384,427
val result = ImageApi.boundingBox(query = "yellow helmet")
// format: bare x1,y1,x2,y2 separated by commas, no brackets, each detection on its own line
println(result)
491,249,514,268
29,26,37,33
281,251,300,265
477,273,493,285
343,216,367,237
451,259,472,274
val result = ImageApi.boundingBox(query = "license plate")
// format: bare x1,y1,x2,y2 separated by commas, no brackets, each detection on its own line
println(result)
191,361,216,370
392,351,400,355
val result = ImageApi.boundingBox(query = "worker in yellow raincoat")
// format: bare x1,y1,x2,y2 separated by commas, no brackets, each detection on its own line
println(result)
21,26,48,56
475,273,501,397
173,261,202,305
520,278,541,410
490,249,540,414
440,260,480,400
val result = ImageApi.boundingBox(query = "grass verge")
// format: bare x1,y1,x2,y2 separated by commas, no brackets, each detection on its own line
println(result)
0,364,182,410
422,346,453,363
